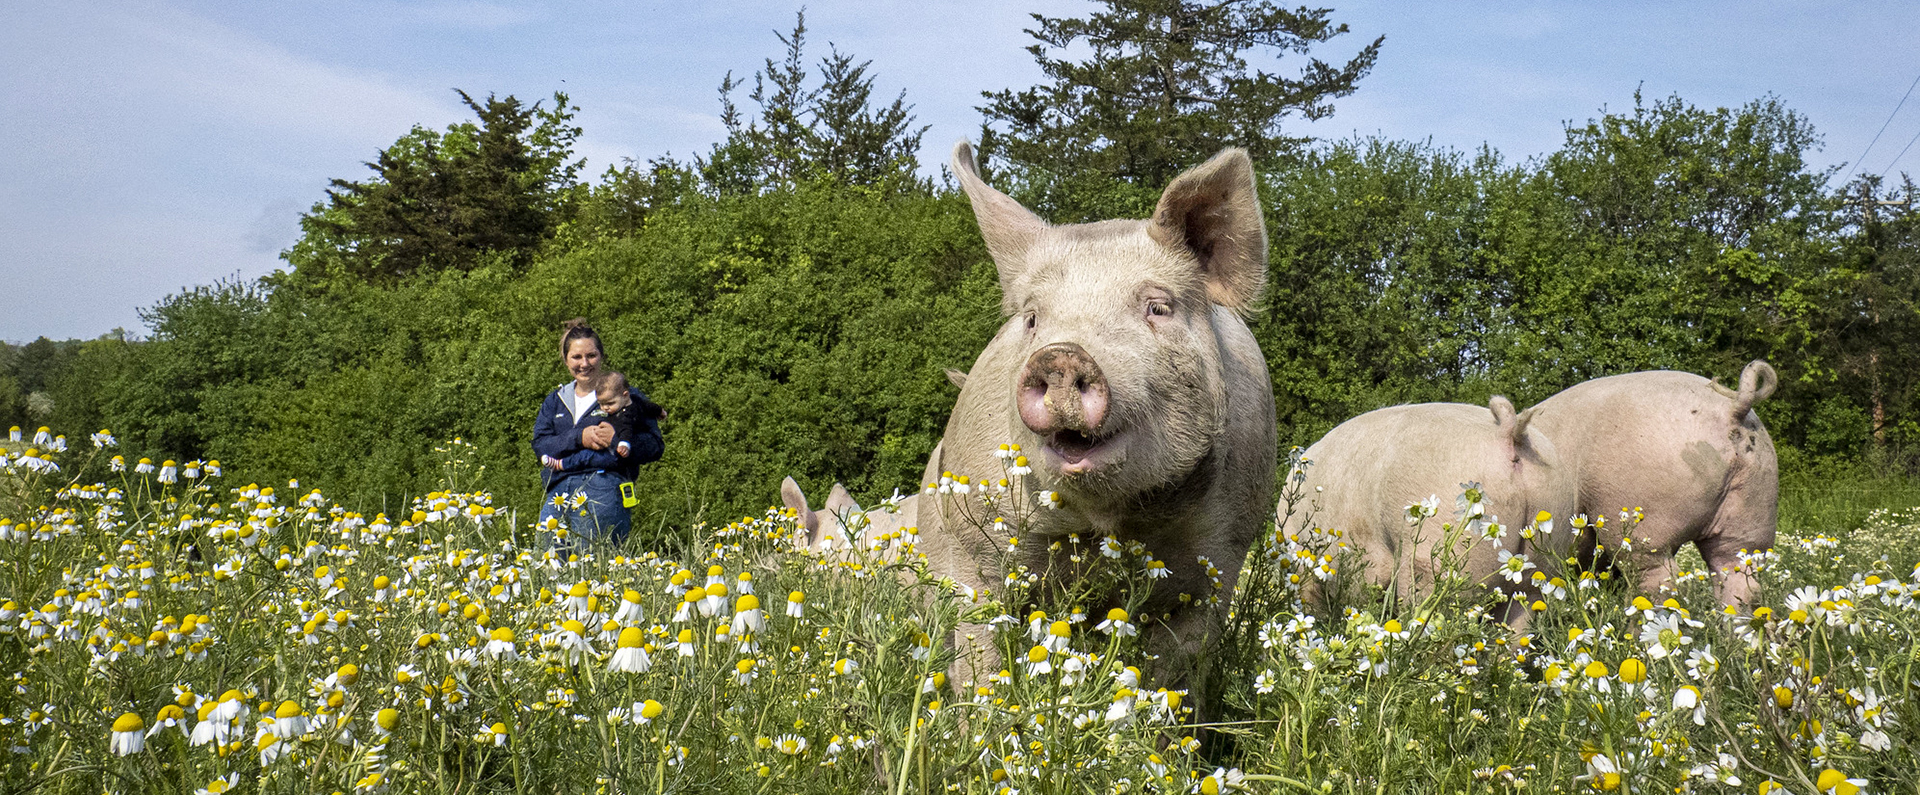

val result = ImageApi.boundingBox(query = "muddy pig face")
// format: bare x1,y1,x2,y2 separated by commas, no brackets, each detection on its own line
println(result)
951,143,1268,499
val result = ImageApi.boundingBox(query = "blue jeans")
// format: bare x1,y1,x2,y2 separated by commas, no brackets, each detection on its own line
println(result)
538,471,631,551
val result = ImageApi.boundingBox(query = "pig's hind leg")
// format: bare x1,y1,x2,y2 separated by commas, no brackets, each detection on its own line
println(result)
1694,492,1775,612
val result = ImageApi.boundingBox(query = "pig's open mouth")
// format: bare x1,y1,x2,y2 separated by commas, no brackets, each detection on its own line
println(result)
1045,428,1121,474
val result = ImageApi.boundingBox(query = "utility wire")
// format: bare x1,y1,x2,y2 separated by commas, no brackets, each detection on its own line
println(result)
1878,124,1920,179
1853,72,1920,175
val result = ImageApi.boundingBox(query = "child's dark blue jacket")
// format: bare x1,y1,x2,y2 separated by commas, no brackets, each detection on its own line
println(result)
531,384,664,493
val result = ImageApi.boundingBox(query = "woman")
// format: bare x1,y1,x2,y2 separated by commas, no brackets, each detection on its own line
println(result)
531,319,664,550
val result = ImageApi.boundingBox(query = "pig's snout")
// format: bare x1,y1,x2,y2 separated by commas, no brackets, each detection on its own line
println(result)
1018,343,1110,436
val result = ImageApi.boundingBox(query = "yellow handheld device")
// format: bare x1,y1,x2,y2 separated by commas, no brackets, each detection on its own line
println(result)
620,481,637,508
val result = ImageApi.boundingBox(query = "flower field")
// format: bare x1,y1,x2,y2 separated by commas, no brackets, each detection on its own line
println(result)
1,429,1916,794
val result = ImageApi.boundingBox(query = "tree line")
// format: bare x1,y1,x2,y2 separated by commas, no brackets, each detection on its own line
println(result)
4,3,1915,534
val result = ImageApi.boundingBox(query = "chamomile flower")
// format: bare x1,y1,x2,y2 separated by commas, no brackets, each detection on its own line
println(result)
614,589,645,622
483,627,518,661
609,628,652,673
563,581,591,613
373,708,400,737
1196,768,1246,793
475,722,508,746
1640,613,1694,659
273,701,308,738
1096,608,1137,636
1672,685,1705,725
732,594,764,635
1024,645,1052,676
1496,549,1534,583
674,586,703,622
786,591,805,618
699,582,728,617
109,712,146,755
257,732,287,765
1577,753,1621,791
1042,620,1072,652
551,619,593,661
1616,657,1648,686
149,704,188,739
1405,495,1440,523
1582,660,1612,694
194,773,241,795
1815,769,1867,795
1685,753,1741,787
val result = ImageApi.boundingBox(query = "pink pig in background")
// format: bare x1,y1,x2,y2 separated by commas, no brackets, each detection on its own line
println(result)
1528,361,1780,609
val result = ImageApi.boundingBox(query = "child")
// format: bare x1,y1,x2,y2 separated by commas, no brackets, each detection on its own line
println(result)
542,371,665,470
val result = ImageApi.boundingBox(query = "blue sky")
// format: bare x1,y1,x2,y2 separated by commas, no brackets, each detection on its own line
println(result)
6,1,1919,343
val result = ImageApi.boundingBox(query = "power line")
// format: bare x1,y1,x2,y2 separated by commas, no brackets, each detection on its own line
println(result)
1878,123,1920,179
1853,72,1920,175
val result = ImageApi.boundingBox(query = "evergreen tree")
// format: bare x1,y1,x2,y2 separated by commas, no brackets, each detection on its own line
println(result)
979,0,1381,215
289,91,585,282
698,11,928,194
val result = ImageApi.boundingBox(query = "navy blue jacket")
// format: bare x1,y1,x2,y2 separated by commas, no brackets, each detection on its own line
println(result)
532,384,665,492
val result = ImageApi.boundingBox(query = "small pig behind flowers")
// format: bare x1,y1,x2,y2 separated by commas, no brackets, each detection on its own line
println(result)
1280,397,1578,626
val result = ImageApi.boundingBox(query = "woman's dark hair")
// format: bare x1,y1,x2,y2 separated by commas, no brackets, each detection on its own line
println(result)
560,317,604,360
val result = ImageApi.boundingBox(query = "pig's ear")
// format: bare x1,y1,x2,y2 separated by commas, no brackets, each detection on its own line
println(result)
825,483,861,517
952,141,1047,290
779,477,819,544
1148,148,1268,310
945,369,968,390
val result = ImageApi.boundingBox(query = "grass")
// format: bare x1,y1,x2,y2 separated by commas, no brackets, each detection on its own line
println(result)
0,436,1916,794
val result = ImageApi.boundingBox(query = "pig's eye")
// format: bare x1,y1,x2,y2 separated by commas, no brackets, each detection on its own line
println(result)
1146,300,1173,318
1025,312,1037,331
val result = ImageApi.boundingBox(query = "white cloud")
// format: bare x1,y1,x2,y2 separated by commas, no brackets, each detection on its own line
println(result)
99,2,459,143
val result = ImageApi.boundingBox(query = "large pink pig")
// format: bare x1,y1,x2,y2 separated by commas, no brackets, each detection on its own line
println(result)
1527,361,1779,608
921,141,1278,695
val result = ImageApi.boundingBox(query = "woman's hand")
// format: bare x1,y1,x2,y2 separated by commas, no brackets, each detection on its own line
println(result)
581,423,615,450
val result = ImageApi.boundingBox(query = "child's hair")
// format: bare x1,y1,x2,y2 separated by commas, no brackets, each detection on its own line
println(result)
560,318,603,360
594,371,629,396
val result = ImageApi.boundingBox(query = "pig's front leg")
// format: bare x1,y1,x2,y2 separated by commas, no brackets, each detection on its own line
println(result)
1141,598,1227,721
